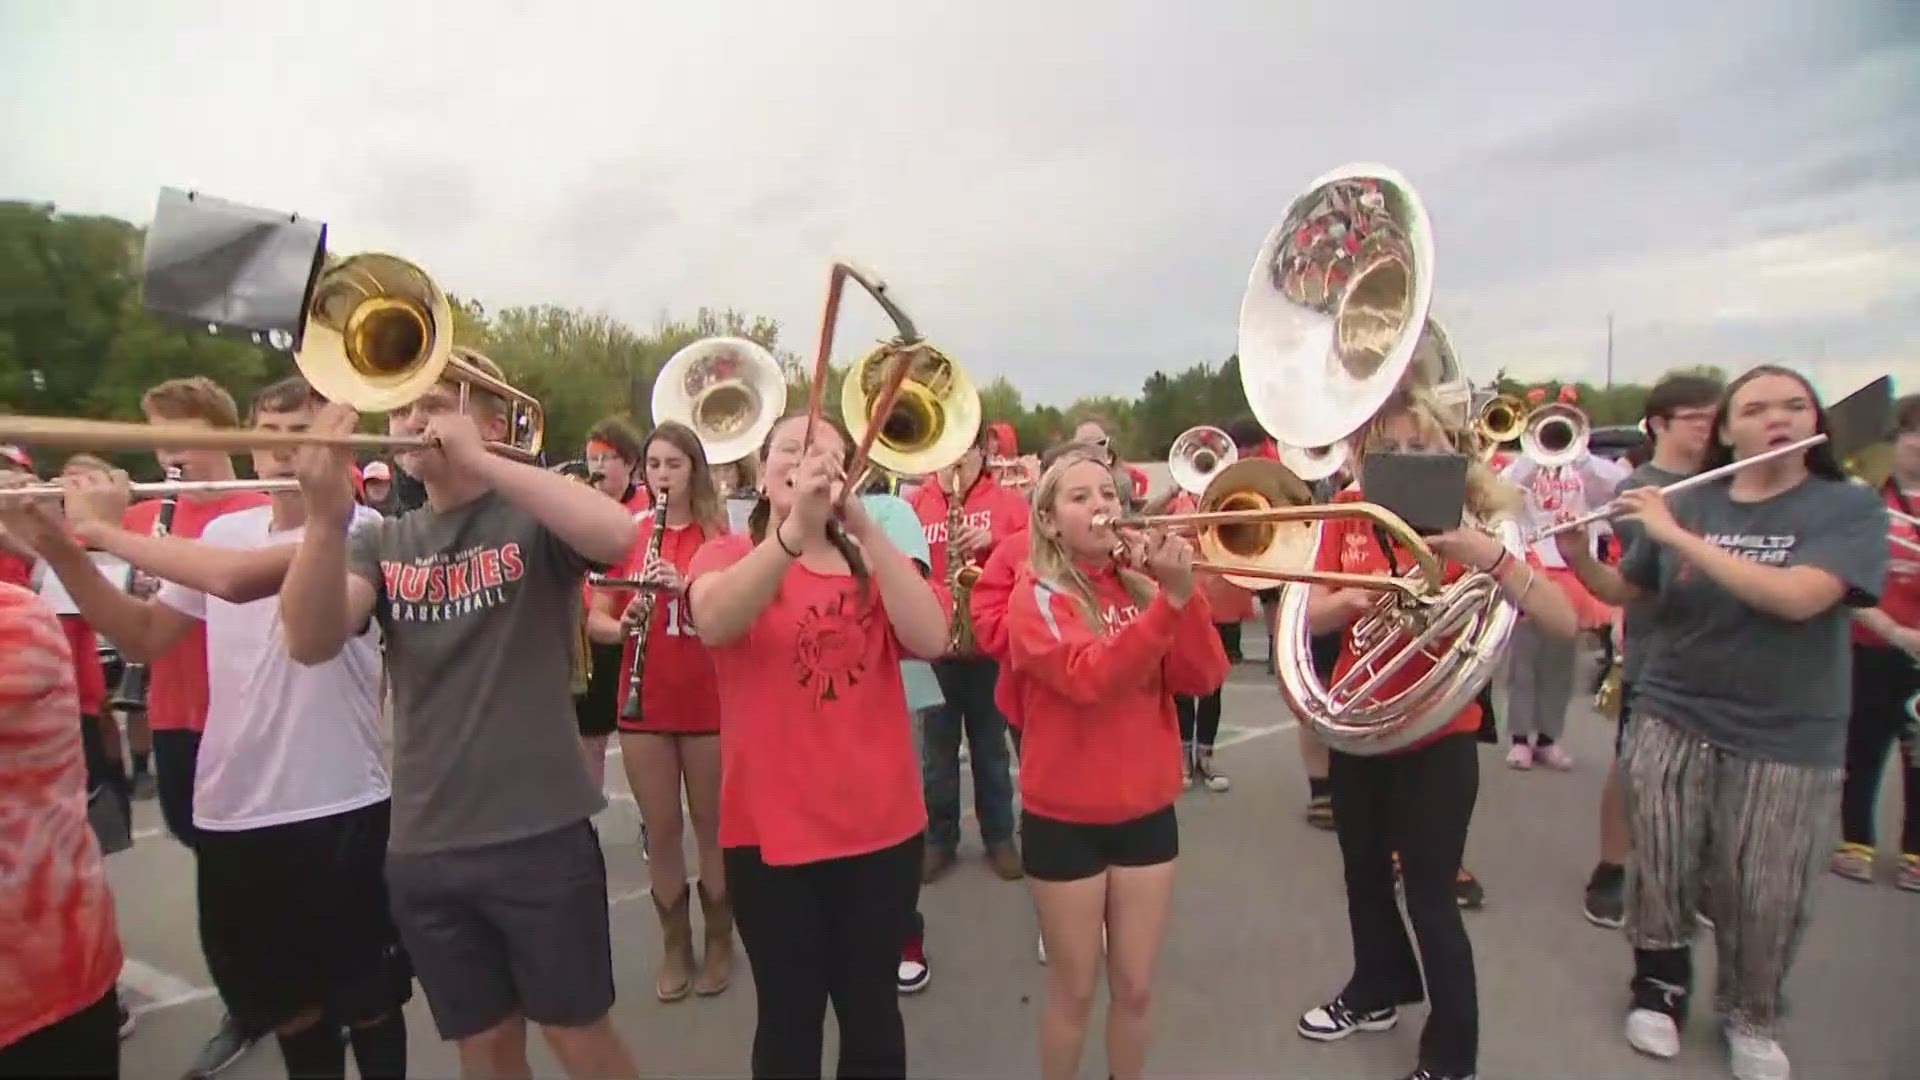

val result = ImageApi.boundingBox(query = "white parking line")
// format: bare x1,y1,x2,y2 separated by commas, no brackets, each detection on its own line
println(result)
120,958,219,1016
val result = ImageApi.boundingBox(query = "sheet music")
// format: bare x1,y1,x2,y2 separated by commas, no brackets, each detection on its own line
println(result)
33,554,135,615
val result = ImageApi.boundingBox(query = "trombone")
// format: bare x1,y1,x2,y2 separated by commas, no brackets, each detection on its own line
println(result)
1168,425,1237,495
0,252,544,462
1473,394,1590,467
0,477,301,502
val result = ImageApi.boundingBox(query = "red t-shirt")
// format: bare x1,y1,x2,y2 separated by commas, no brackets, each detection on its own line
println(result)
1855,484,1920,647
59,615,106,717
970,530,1031,729
121,491,273,733
0,551,31,589
613,518,722,733
0,585,123,1047
1309,488,1482,750
1005,562,1229,823
688,534,927,865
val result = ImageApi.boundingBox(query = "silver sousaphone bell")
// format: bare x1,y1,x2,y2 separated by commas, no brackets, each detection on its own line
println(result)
651,337,789,465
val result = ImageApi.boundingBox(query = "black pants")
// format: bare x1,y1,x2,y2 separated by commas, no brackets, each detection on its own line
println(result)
726,834,924,1079
1218,620,1244,662
1841,643,1920,852
1178,624,1235,749
1329,733,1479,1077
0,986,118,1079
151,728,202,848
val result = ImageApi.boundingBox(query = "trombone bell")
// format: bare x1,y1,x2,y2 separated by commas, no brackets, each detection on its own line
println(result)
1193,458,1319,589
297,253,454,412
841,342,981,476
1475,393,1527,446
1521,403,1589,468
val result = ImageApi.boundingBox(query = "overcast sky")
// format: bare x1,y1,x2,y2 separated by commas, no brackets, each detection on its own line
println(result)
3,1,1914,407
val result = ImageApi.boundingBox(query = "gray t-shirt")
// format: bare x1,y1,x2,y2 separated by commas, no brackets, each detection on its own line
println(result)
348,492,608,854
1620,475,1888,768
1613,462,1685,684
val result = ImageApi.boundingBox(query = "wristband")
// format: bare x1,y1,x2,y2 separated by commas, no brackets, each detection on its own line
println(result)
775,524,801,559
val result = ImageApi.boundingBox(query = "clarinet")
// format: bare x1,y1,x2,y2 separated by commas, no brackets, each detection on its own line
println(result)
618,487,672,722
109,466,183,714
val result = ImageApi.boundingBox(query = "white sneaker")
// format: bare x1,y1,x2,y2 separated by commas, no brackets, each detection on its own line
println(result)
1726,1022,1790,1080
1625,1008,1680,1059
1036,931,1047,965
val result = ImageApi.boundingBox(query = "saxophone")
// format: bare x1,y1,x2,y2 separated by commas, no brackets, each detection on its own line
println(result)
619,487,673,722
944,470,981,655
109,466,182,714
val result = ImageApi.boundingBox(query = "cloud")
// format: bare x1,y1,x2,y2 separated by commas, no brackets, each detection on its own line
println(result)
1,0,1915,418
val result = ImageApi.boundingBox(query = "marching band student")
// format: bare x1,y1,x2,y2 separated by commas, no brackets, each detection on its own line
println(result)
1835,392,1920,892
1556,365,1886,1080
278,354,640,1080
1581,373,1722,928
906,426,1029,883
588,421,734,1003
1004,445,1229,1080
1144,483,1236,793
0,583,123,1080
11,378,413,1080
685,413,947,1079
576,418,652,787
1498,386,1629,771
1295,389,1576,1080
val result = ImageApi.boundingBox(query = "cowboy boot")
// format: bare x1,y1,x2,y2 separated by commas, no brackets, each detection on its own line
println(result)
694,882,734,996
652,885,695,1002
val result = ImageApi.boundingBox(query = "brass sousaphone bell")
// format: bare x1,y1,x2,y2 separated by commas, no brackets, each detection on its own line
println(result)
651,337,790,465
841,340,982,478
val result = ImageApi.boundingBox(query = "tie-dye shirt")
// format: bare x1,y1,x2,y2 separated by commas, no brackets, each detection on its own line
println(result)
0,583,122,1047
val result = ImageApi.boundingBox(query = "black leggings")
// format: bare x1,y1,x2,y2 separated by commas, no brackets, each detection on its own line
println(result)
0,986,119,1078
725,834,924,1079
1329,733,1479,1077
1179,623,1242,749
1841,643,1920,853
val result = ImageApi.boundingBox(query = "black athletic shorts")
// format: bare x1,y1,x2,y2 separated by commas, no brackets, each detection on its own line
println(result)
197,799,412,1034
385,819,615,1041
1021,804,1178,882
1255,586,1282,603
575,643,624,738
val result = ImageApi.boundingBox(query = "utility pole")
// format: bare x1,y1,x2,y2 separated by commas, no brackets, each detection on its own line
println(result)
1605,312,1615,389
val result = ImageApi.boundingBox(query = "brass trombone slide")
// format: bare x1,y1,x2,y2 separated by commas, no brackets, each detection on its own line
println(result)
796,261,927,509
0,476,301,501
1097,502,1446,601
0,416,432,455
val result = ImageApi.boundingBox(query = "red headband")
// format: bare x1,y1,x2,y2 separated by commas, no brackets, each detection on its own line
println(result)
1525,387,1548,404
585,438,621,459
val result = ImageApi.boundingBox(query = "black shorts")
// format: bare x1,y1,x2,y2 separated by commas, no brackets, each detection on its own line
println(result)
385,820,614,1041
1309,631,1343,683
0,986,118,1079
575,643,624,738
197,800,412,1033
1021,804,1179,882
1255,586,1283,604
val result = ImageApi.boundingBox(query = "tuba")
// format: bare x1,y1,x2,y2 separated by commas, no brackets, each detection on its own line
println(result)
1235,163,1519,755
1169,425,1238,495
651,337,789,465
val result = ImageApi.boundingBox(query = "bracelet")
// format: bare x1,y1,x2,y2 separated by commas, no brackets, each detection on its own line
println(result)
1485,549,1510,576
774,524,801,559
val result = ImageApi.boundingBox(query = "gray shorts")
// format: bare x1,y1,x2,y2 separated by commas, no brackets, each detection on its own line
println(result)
385,820,615,1040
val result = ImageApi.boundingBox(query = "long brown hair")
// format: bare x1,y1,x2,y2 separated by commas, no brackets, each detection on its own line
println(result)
745,413,870,591
1027,447,1156,634
1702,364,1844,480
642,421,727,536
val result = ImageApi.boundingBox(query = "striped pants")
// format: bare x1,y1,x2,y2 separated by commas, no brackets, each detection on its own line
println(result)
1619,713,1840,1032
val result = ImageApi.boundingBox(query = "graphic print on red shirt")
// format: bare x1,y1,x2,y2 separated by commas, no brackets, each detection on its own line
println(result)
612,518,721,733
0,584,123,1048
688,533,926,866
1310,489,1486,749
907,473,1030,585
122,490,273,733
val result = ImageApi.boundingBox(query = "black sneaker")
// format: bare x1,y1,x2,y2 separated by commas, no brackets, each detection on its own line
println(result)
1454,868,1486,910
116,998,135,1040
1297,997,1398,1041
1584,863,1626,929
1405,1070,1477,1080
185,1013,259,1078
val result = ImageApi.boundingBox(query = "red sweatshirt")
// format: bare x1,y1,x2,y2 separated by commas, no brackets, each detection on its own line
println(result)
970,530,1030,727
1005,563,1228,823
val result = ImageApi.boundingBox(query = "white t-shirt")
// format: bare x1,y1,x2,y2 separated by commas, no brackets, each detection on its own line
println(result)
1501,454,1630,569
160,505,390,831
